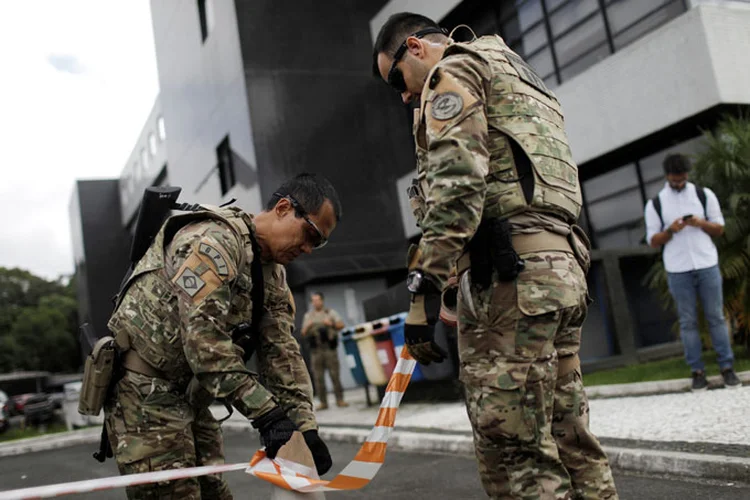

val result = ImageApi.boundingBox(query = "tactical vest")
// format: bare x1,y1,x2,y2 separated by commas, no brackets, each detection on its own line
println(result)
108,206,258,382
411,35,582,226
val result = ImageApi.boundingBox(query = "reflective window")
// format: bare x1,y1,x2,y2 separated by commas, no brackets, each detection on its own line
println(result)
606,0,685,51
584,164,638,203
157,116,166,141
141,148,149,172
197,0,214,43
587,188,643,233
148,132,157,156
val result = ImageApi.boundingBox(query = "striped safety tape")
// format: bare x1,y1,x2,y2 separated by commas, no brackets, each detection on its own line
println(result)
0,350,417,499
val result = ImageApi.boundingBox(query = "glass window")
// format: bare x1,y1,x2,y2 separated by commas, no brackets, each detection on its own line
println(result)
608,0,685,51
197,0,214,42
217,136,235,195
157,116,166,141
587,188,644,233
644,178,664,200
559,42,609,81
549,0,600,38
516,0,544,31
553,13,607,70
526,46,555,81
141,148,149,172
148,133,157,156
519,23,548,55
131,162,140,185
583,164,638,203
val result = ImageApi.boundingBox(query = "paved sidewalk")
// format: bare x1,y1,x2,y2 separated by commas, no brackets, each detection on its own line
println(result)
219,382,750,447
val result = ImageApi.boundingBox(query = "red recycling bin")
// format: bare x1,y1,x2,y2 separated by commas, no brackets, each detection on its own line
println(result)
371,318,398,379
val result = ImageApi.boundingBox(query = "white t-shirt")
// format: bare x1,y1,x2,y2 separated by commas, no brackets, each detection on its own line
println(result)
645,182,724,273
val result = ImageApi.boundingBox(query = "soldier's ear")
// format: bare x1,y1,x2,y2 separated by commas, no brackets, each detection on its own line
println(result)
274,198,293,218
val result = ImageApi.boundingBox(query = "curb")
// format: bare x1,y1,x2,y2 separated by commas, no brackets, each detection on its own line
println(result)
605,446,750,483
0,427,100,458
585,370,750,399
3,423,749,484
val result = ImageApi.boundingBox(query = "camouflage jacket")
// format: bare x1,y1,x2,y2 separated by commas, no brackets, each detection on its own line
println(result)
108,207,316,432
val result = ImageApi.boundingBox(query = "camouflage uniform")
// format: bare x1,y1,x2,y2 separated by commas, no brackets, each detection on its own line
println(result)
408,35,618,499
302,308,345,405
104,207,316,500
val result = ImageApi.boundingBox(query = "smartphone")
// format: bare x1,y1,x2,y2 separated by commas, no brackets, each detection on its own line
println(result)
683,214,694,221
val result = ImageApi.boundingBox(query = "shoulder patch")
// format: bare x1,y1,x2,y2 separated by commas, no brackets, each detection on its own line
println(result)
174,267,206,297
431,92,463,120
199,242,229,276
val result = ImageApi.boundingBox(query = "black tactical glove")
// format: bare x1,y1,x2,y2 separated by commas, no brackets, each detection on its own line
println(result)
405,275,447,365
303,429,333,476
251,406,298,459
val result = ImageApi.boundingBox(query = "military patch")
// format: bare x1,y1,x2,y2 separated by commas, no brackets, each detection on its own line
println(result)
431,92,463,120
199,242,229,276
175,267,205,297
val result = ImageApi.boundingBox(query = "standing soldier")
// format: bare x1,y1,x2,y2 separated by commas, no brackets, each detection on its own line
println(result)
104,174,338,499
372,13,618,499
301,292,348,410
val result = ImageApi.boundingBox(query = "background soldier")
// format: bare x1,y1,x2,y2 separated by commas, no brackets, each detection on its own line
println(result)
373,13,618,499
104,173,339,499
301,292,348,410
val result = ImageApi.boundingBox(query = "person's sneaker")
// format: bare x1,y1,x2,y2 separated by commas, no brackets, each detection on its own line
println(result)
691,371,708,391
722,369,742,389
336,400,349,408
316,403,329,411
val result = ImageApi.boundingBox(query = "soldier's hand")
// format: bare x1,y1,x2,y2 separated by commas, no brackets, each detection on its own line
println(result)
405,279,447,365
251,407,298,459
303,429,333,476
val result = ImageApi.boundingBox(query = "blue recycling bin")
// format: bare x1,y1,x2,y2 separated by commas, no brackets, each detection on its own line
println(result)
387,312,425,382
341,328,368,386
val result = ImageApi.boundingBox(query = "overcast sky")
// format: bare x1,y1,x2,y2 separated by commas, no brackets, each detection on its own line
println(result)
0,1,158,281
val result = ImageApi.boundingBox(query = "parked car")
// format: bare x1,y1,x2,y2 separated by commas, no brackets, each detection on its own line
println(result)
9,393,35,416
49,391,64,410
22,393,55,427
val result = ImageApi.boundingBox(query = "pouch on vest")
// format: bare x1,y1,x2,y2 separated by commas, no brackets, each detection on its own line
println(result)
568,224,592,275
79,336,116,416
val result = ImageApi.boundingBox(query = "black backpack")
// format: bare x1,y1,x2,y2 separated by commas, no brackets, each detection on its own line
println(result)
652,185,708,231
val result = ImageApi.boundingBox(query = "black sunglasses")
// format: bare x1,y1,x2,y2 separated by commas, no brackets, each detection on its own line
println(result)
387,27,447,93
273,192,328,249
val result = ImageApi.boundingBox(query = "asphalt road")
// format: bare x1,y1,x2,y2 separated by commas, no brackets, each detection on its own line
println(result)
0,431,748,499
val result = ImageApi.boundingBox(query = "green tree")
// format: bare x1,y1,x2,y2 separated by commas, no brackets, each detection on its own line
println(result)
645,114,750,353
0,267,80,373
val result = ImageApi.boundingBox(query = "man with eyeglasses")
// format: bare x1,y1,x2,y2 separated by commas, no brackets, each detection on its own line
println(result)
372,12,618,500
104,173,339,499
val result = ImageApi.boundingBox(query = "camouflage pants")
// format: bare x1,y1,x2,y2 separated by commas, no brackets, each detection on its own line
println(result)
104,371,233,500
457,251,618,500
311,348,344,404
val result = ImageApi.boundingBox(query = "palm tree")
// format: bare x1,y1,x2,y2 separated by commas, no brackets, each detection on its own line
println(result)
645,114,750,353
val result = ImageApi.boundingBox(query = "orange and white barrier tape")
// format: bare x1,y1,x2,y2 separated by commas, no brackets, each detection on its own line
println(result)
0,351,417,499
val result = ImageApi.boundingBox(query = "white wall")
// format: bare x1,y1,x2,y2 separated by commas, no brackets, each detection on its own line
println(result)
555,2,750,165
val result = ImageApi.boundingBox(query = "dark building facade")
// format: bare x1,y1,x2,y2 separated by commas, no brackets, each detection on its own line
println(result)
68,180,131,344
